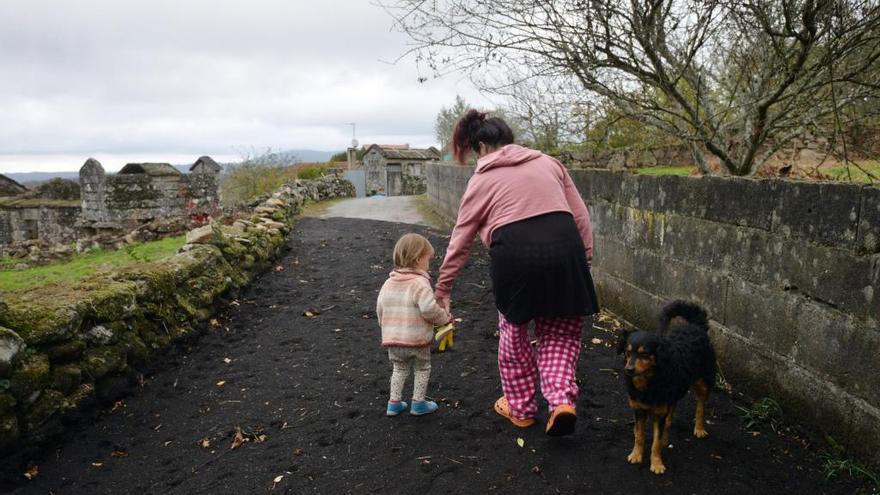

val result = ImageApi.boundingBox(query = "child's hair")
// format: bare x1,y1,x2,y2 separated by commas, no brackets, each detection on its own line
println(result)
393,233,434,269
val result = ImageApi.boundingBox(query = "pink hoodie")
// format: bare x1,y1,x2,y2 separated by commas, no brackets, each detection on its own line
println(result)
435,144,593,301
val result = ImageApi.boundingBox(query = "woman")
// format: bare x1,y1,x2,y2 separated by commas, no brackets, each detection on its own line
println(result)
435,109,599,436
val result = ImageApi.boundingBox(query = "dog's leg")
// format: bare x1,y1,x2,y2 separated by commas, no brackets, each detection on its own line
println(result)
693,379,710,438
661,405,675,446
627,410,647,464
650,414,667,474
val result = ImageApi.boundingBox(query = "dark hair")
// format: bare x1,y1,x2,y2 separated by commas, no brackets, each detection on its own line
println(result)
451,109,514,164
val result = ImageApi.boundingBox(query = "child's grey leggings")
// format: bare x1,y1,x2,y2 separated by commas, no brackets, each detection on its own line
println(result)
388,347,431,402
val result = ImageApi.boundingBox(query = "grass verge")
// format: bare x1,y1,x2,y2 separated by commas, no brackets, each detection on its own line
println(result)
413,194,454,230
299,196,351,218
632,166,695,176
0,235,186,293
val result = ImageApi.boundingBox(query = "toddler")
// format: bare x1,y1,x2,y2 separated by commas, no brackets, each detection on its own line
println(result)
376,233,451,416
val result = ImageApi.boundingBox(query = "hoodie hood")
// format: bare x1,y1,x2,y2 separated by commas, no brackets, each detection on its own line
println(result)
475,144,542,173
388,268,431,282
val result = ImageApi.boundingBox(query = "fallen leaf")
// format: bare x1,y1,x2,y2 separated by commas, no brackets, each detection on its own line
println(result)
23,465,38,480
591,338,603,345
110,450,129,458
164,441,173,447
199,438,211,449
516,438,525,448
274,265,285,272
281,421,289,429
231,425,245,450
210,318,221,328
91,462,103,468
271,474,284,490
531,465,541,475
111,400,125,412
292,448,304,456
216,380,226,387
223,357,232,364
302,309,320,318
256,434,268,443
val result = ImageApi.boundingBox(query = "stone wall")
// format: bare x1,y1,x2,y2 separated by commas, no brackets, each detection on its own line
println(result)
424,162,880,466
0,176,355,456
79,159,220,234
0,201,81,255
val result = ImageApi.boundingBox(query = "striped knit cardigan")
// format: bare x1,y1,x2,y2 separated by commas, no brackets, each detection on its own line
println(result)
377,269,451,347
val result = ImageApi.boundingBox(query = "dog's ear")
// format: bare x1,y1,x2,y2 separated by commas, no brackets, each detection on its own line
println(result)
616,330,632,355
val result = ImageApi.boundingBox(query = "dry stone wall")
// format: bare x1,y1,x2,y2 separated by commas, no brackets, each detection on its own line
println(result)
425,162,880,467
0,176,354,456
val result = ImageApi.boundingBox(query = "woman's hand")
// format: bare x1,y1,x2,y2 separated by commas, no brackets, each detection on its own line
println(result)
436,296,451,314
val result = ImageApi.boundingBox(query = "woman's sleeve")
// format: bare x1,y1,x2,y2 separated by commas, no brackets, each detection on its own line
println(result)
561,168,594,266
434,181,484,300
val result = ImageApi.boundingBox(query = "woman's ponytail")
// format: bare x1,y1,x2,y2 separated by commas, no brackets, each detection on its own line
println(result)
450,109,514,164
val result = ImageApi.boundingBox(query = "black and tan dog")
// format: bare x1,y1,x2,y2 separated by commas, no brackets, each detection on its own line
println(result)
616,300,716,475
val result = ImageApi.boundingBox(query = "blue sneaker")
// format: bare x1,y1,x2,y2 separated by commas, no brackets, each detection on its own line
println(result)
386,401,408,416
410,400,439,416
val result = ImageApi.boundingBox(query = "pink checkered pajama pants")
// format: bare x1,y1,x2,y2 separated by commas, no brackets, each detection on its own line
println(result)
497,312,585,419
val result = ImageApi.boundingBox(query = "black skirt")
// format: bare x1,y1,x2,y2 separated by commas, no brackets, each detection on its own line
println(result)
489,212,599,324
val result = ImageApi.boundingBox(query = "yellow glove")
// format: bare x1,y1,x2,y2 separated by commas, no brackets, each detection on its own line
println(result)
435,322,455,352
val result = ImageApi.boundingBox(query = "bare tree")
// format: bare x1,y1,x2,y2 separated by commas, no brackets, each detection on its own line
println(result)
384,0,880,176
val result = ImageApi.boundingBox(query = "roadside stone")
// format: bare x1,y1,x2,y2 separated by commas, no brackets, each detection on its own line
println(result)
258,219,286,230
0,327,24,378
86,325,114,345
82,346,127,381
25,389,65,444
0,413,19,452
0,393,16,415
50,365,82,396
186,225,215,244
44,339,86,363
255,206,278,214
265,198,285,207
10,354,50,401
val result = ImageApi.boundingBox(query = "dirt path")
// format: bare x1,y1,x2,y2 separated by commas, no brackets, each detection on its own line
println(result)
2,217,869,494
321,196,430,225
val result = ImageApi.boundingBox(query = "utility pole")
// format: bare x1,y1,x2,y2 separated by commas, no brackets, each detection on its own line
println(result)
344,123,358,170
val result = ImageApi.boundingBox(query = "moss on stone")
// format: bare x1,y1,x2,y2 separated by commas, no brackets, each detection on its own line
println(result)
50,364,82,396
11,354,50,400
43,339,86,364
25,389,64,429
81,346,127,381
0,413,19,451
0,392,16,415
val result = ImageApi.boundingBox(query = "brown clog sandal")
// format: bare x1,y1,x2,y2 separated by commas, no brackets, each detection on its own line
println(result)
494,397,536,427
546,404,577,436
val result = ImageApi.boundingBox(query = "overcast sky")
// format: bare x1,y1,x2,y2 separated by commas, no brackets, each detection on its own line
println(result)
0,0,492,173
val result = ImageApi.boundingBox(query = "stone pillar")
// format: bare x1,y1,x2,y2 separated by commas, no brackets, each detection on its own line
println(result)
79,158,106,222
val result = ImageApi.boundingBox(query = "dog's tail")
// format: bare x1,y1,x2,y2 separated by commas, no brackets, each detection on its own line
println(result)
659,300,709,333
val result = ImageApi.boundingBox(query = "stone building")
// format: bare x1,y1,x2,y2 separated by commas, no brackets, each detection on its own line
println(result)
0,156,221,257
362,144,440,196
79,156,221,245
0,176,80,250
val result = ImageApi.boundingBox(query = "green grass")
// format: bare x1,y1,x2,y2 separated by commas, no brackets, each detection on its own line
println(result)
299,196,350,218
413,194,454,230
821,435,879,492
737,397,783,431
0,235,186,292
817,160,880,183
632,166,695,176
